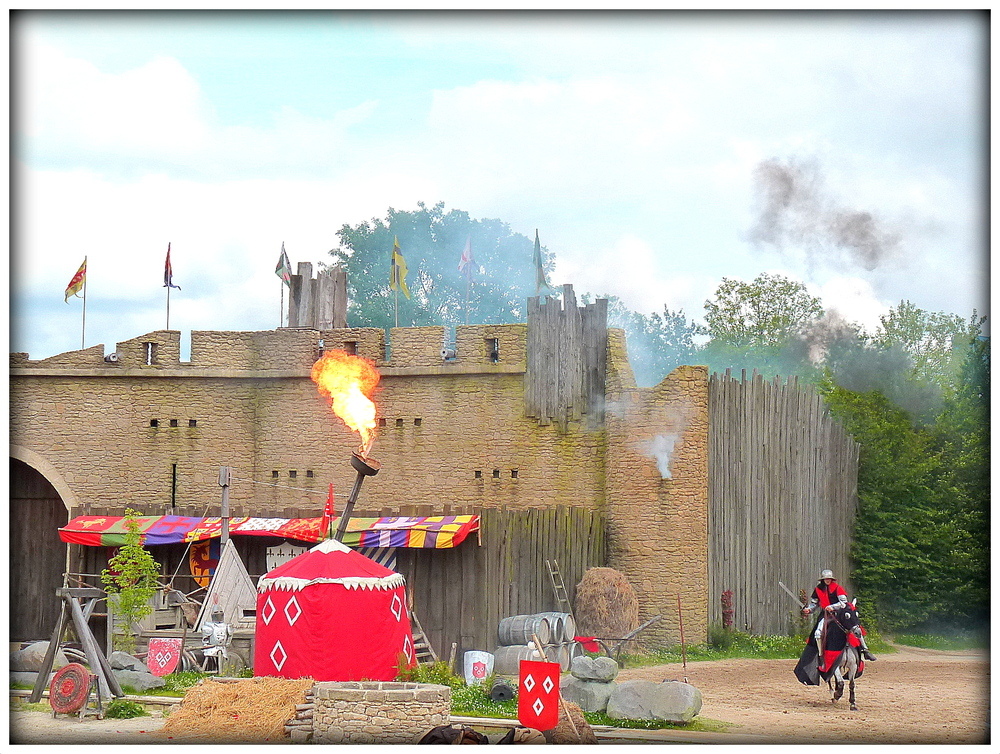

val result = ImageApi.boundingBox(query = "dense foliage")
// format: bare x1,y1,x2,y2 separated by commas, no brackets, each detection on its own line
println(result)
331,202,988,634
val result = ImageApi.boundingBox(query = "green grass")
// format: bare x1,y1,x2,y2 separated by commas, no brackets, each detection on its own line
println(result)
10,699,50,712
892,632,987,651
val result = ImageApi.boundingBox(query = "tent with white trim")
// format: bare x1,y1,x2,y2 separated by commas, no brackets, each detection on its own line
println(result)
253,538,415,681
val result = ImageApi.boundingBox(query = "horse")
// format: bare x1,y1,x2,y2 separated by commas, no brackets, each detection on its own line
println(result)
793,601,866,711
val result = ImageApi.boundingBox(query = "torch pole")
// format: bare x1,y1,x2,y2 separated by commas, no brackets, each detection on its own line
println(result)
335,470,366,542
677,593,687,670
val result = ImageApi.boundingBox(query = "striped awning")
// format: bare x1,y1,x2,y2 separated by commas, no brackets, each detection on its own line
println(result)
58,513,479,549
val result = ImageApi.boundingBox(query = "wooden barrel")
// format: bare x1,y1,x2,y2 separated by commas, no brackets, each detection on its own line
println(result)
492,645,540,675
538,612,576,643
498,615,551,646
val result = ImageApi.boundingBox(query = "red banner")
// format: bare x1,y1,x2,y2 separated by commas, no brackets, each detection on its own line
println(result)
147,637,183,676
517,659,560,731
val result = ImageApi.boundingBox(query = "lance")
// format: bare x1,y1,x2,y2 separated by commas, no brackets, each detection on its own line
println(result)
778,581,806,609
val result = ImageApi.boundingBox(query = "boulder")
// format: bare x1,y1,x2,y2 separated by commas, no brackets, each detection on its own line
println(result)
9,642,69,673
570,655,619,682
606,680,702,724
113,669,166,692
110,651,150,672
560,675,617,713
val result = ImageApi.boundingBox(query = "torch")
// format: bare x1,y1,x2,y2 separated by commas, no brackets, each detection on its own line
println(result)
334,451,381,542
311,349,382,543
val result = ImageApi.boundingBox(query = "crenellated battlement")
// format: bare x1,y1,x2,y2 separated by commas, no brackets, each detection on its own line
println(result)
9,324,530,375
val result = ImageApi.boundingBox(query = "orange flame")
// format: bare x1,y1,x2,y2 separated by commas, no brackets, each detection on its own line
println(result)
310,350,381,456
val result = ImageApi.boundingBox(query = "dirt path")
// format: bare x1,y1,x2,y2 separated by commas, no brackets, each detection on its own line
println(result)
616,645,990,744
9,646,989,745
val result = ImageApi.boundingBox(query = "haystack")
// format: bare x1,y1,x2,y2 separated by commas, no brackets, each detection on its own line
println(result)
573,567,640,640
542,700,598,744
157,676,313,742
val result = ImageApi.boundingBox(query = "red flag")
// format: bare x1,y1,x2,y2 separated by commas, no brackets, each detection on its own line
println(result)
164,243,181,289
320,483,336,539
517,659,560,731
64,257,87,302
458,236,476,282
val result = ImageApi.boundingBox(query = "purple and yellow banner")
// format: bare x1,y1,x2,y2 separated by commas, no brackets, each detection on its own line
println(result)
59,514,479,550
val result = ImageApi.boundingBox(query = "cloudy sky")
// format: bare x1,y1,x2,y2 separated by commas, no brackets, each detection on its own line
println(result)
10,10,989,361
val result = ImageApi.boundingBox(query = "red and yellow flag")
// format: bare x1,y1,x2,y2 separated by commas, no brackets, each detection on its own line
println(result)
64,257,87,302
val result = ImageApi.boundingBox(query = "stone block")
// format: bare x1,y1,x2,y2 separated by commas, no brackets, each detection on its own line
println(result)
560,675,617,713
606,680,702,724
9,642,69,673
570,655,619,682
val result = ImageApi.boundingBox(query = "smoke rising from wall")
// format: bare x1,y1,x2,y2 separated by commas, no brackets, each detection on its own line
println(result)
638,402,695,480
748,157,902,272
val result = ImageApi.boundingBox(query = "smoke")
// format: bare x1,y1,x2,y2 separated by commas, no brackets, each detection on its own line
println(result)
638,402,696,480
642,433,681,479
748,157,902,272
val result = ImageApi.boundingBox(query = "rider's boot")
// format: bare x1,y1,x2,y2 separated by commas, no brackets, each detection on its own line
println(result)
853,627,877,661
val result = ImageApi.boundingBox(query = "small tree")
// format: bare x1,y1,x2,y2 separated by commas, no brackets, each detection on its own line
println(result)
101,508,161,652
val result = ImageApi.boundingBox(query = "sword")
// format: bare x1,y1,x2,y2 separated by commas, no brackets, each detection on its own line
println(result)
778,581,806,609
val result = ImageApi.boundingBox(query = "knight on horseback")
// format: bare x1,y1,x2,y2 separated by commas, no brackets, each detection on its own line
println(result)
802,569,877,663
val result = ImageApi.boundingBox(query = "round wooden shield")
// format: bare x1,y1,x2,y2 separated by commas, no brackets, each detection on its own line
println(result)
49,662,91,714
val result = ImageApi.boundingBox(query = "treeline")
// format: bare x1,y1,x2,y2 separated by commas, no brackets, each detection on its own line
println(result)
328,202,989,634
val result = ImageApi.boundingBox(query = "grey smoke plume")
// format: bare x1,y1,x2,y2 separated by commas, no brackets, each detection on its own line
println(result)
643,433,681,479
748,157,902,271
638,402,695,479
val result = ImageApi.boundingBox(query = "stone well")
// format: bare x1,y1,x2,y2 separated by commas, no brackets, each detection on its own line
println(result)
311,681,451,744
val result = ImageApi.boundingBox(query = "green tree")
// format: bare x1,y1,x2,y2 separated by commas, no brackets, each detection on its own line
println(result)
330,202,556,330
604,296,700,386
874,302,985,392
702,273,824,350
101,508,161,652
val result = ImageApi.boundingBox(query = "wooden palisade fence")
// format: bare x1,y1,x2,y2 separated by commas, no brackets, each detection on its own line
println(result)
708,369,860,635
396,505,606,662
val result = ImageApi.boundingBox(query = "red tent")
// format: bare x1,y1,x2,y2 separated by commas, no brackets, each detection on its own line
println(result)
254,538,415,681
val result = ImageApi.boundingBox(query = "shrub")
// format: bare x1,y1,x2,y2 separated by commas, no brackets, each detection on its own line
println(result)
105,698,148,719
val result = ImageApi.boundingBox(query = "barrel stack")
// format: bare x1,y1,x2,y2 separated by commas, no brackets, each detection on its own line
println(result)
493,613,581,675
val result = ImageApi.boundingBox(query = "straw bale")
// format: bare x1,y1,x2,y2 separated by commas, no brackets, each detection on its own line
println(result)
157,676,314,743
573,567,640,639
542,700,598,744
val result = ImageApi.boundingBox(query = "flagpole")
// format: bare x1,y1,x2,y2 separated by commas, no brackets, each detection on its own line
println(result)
81,274,87,350
465,278,470,326
280,280,284,328
166,284,171,330
394,288,399,329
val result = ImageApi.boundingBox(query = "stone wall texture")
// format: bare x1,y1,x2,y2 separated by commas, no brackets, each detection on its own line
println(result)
10,323,710,642
311,681,450,744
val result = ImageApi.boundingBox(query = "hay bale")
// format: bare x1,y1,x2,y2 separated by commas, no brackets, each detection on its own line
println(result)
157,676,313,742
542,700,598,744
573,567,640,640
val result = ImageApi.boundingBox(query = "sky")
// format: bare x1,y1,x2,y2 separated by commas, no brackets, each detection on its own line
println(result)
9,9,990,362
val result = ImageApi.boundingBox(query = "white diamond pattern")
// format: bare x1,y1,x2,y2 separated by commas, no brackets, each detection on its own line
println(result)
532,698,545,717
270,640,288,670
403,634,413,662
523,673,535,692
284,595,302,626
261,595,276,625
542,676,554,694
390,593,403,621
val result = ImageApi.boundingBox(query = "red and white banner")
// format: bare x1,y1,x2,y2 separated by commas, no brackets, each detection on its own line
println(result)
146,637,183,676
517,659,560,731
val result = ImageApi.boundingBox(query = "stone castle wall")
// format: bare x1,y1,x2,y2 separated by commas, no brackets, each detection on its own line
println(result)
10,323,710,642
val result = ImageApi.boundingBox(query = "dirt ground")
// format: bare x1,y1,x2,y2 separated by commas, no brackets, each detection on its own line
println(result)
616,644,990,744
8,645,990,745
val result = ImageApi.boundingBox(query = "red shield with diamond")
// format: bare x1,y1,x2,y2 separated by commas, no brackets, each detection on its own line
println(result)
147,637,183,676
517,659,560,731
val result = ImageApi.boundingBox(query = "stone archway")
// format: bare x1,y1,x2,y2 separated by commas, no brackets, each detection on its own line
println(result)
9,453,73,641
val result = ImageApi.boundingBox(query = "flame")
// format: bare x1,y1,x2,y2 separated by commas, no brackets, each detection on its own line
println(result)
310,350,381,456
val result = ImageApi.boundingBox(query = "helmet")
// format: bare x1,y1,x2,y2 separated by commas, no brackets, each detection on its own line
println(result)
820,569,835,580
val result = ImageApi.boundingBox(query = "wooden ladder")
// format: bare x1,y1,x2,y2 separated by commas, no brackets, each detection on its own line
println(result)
545,559,573,615
409,610,439,665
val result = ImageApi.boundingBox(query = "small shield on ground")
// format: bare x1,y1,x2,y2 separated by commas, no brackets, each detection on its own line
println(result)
147,637,184,676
